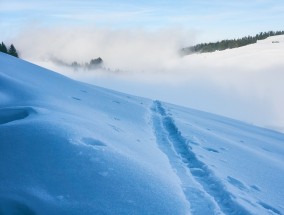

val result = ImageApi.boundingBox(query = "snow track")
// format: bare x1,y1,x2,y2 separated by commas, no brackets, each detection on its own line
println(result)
151,101,252,215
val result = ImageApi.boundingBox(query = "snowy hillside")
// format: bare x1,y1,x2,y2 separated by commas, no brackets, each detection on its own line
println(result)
0,52,284,214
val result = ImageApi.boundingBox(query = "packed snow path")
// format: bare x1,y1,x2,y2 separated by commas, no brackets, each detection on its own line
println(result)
152,101,252,215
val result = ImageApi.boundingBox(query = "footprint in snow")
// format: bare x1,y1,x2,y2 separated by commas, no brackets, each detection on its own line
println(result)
250,185,261,192
72,97,81,101
204,147,219,153
108,124,122,132
258,201,282,215
227,176,248,191
0,107,35,125
261,147,271,152
82,137,107,147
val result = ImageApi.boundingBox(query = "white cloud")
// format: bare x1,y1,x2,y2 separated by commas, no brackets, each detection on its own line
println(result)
13,26,194,70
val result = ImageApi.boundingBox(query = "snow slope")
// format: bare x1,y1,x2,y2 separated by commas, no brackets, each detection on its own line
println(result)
0,52,284,214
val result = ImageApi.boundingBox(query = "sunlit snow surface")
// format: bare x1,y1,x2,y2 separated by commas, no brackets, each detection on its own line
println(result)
0,53,283,214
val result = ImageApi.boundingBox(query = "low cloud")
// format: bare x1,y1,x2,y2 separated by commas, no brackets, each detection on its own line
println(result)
13,26,194,72
12,26,284,132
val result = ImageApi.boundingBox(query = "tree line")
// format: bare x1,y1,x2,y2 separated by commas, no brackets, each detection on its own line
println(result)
71,57,103,70
0,42,19,58
181,30,284,55
51,57,103,71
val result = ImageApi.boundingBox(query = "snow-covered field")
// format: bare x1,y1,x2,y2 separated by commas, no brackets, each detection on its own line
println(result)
0,52,284,214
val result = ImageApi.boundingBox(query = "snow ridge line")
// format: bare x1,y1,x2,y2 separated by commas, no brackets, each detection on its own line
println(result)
152,101,252,215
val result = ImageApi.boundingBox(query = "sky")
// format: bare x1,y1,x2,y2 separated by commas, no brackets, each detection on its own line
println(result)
1,0,284,42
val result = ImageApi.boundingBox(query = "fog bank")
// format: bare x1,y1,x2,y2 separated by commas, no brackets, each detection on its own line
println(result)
12,27,284,132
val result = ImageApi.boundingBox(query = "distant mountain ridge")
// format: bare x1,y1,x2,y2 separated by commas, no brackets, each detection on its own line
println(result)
181,30,284,56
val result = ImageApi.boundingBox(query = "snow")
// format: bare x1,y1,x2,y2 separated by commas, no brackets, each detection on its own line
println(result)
163,103,284,214
1,52,284,214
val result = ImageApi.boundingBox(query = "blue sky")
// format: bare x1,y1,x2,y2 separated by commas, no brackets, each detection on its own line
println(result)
1,0,284,42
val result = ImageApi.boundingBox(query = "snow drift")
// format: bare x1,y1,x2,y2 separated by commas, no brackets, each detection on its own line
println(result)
0,52,283,214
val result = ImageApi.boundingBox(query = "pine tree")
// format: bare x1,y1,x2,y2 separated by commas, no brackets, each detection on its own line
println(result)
182,30,284,55
0,42,8,53
8,44,19,58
